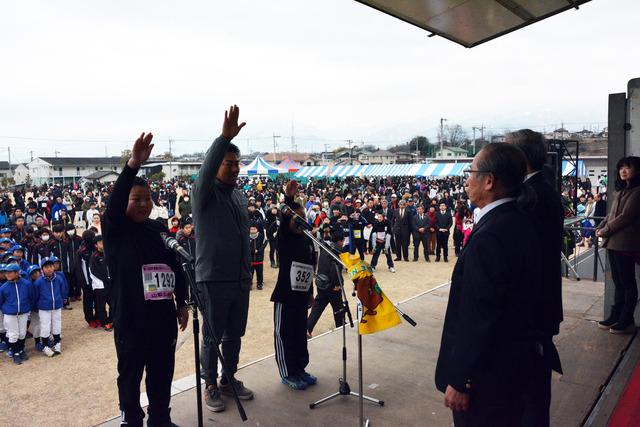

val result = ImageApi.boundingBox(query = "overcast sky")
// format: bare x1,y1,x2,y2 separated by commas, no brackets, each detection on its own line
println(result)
1,0,638,163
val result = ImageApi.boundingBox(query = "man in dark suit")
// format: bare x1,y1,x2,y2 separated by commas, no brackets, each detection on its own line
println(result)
435,143,545,426
507,129,564,427
411,205,431,262
434,202,453,262
392,199,411,261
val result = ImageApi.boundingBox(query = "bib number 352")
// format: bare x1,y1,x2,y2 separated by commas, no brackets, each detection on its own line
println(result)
290,261,313,292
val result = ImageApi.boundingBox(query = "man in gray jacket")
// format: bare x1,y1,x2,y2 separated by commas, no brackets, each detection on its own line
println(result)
192,105,254,413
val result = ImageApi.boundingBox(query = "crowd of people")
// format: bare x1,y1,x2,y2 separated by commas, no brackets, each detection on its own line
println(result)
3,106,636,427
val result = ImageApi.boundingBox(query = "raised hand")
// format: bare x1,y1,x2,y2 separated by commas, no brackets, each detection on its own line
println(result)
127,132,154,169
222,105,246,139
284,180,299,198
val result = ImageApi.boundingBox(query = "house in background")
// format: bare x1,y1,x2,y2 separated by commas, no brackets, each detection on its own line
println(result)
26,157,123,185
12,164,29,185
434,147,469,159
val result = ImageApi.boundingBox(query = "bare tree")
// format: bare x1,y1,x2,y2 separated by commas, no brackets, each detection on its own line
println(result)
445,124,468,147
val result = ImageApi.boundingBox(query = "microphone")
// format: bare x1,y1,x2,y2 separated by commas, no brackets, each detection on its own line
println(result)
280,204,314,231
160,232,194,263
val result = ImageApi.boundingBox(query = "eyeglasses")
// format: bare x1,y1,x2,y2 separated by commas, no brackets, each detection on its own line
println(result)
463,169,492,179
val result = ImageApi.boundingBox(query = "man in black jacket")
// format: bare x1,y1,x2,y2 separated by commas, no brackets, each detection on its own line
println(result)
411,205,431,262
435,143,545,426
434,202,453,262
507,129,564,427
104,132,188,427
392,199,411,261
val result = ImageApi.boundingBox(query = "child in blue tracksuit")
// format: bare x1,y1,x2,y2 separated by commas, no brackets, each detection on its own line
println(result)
0,263,34,364
0,264,7,352
33,257,68,357
27,265,43,351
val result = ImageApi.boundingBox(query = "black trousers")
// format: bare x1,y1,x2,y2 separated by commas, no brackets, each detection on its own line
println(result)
394,231,410,260
371,245,394,269
412,232,430,261
82,285,95,323
436,231,449,259
521,351,552,427
268,238,279,264
115,327,177,427
274,302,309,379
251,263,264,287
307,288,343,333
350,239,365,260
609,249,639,323
197,282,249,386
94,288,109,325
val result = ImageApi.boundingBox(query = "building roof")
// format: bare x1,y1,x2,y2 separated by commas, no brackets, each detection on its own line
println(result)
84,170,120,180
38,157,121,166
438,147,468,153
367,150,395,157
0,161,10,169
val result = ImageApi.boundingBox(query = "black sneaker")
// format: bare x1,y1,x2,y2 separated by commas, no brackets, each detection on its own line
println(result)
598,317,618,330
204,385,225,412
257,284,263,290
610,322,636,335
220,378,254,400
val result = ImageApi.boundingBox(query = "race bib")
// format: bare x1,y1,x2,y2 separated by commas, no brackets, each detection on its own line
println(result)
353,230,362,239
142,264,175,301
290,261,313,292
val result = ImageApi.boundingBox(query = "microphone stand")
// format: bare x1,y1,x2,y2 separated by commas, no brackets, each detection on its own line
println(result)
177,256,248,425
299,229,416,427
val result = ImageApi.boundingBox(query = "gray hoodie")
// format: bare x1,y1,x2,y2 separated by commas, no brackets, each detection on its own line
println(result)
192,135,251,287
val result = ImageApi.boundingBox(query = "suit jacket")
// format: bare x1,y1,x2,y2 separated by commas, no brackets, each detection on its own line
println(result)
392,208,411,234
434,210,453,232
435,201,544,394
524,172,564,337
411,213,431,234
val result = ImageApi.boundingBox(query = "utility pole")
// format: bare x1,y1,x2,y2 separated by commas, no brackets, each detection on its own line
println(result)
30,150,34,162
439,118,448,155
472,124,485,156
323,144,329,165
168,138,173,180
345,139,354,165
7,147,11,176
105,144,108,157
54,150,60,158
272,133,281,163
291,120,296,152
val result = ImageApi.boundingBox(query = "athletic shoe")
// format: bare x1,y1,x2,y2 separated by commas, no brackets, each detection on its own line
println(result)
48,337,55,347
7,349,14,358
53,342,62,354
35,342,45,352
219,378,254,400
20,350,29,361
371,266,376,272
204,385,225,413
257,284,263,290
598,318,618,330
281,376,307,390
43,346,55,357
389,267,396,273
88,320,97,328
0,341,7,352
13,352,22,365
104,323,114,332
610,322,635,335
300,372,317,386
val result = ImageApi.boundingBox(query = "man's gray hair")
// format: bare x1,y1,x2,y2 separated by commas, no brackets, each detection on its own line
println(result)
476,143,527,198
505,129,546,171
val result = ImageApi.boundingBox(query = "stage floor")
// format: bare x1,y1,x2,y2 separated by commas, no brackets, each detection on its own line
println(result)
100,277,631,427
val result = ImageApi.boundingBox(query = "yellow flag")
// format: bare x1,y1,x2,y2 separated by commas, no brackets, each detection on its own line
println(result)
339,252,402,335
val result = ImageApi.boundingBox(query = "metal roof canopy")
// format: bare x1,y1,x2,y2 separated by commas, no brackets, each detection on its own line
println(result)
354,0,591,48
